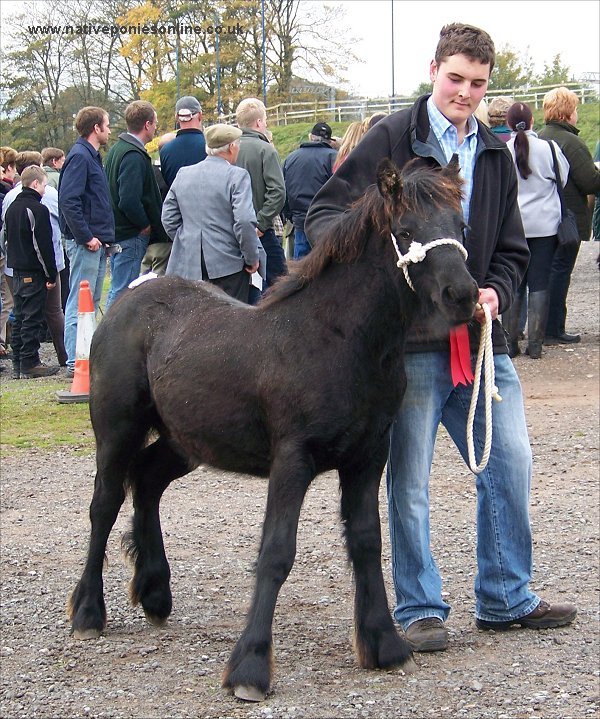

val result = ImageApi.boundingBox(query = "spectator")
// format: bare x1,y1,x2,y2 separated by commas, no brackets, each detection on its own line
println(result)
539,87,600,343
159,96,207,188
4,166,58,378
365,113,387,129
2,151,67,368
282,122,337,259
306,22,576,653
235,97,287,294
163,124,260,303
104,100,169,308
0,146,18,358
487,96,513,141
503,102,570,359
59,106,115,378
593,140,600,240
333,121,368,172
41,147,65,189
473,97,490,126
141,131,178,276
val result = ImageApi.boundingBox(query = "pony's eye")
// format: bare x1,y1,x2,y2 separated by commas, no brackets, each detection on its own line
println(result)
397,229,411,240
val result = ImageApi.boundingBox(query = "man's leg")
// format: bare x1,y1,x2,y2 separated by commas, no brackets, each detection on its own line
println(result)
386,352,453,644
293,229,311,259
0,257,14,353
210,269,250,303
259,228,288,287
106,235,149,309
13,271,47,373
141,242,172,276
44,276,67,366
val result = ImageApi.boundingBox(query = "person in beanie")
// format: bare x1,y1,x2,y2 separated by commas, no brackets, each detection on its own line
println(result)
282,122,337,259
4,166,58,378
163,124,261,303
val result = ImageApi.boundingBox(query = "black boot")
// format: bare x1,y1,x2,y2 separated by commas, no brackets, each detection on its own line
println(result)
501,300,522,358
12,361,20,380
526,290,549,359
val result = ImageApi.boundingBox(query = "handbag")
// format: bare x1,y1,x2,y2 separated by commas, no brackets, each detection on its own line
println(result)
547,140,579,247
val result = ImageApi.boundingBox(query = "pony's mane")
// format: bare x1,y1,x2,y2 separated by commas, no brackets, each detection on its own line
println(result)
261,160,463,307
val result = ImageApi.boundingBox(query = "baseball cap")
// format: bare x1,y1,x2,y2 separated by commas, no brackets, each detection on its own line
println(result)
175,96,202,121
311,122,332,140
204,124,243,149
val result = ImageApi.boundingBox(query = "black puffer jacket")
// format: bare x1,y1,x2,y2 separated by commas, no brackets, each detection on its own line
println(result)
539,121,600,241
305,94,529,354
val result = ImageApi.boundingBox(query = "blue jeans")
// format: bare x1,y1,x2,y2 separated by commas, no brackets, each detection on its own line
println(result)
105,234,149,310
64,240,106,370
293,229,311,259
259,228,287,288
386,352,539,628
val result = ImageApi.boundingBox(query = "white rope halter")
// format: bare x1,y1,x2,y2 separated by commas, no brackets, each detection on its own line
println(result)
390,234,501,474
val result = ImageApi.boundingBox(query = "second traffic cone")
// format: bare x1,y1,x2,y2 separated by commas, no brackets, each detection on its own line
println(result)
56,280,96,404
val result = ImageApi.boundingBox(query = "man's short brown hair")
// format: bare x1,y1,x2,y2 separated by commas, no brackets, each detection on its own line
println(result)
75,107,108,138
41,147,65,165
20,165,47,188
435,23,495,73
1,146,18,171
15,151,43,176
125,100,156,133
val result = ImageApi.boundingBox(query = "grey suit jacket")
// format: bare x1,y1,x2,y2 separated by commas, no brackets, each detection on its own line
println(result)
162,155,260,281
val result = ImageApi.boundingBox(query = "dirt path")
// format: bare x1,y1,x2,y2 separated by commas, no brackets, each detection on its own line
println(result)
1,242,598,719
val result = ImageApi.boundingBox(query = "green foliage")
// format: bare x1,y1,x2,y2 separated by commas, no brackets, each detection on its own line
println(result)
489,45,534,91
0,381,95,455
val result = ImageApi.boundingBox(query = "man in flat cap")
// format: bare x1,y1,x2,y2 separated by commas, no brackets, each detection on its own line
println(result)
282,121,337,258
162,124,261,303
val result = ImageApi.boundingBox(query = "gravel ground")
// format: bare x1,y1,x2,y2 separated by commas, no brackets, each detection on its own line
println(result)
1,241,598,719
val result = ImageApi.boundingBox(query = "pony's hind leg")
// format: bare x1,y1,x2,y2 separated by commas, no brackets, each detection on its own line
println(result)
123,436,193,627
339,452,415,672
223,445,313,702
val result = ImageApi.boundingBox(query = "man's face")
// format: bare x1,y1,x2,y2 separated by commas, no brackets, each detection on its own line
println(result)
146,113,158,141
96,116,111,146
53,156,65,170
32,177,48,197
430,54,490,127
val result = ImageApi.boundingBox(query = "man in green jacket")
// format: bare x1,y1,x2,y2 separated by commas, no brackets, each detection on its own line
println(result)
104,100,169,309
235,98,287,299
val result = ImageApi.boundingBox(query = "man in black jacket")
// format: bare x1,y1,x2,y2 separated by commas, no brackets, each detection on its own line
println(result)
306,22,576,652
283,122,337,258
5,166,58,378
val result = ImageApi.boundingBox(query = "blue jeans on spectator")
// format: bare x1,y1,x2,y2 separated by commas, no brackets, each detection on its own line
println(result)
260,228,287,288
105,234,149,310
293,228,311,259
386,352,539,629
64,239,106,371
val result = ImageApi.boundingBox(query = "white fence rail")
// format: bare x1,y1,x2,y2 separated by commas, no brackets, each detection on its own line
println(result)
219,82,598,126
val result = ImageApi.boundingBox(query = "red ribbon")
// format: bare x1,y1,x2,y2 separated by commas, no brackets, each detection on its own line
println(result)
449,324,474,387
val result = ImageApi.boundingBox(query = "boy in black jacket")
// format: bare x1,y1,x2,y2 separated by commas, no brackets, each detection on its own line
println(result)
5,166,59,378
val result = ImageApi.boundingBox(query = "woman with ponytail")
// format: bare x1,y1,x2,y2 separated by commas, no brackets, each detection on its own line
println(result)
502,102,570,359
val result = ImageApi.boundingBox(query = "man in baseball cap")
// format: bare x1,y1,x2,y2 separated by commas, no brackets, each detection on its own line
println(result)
310,122,332,141
175,96,202,122
159,95,207,188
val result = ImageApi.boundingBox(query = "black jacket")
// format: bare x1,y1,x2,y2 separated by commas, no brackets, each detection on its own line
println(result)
282,141,337,230
5,187,57,281
305,94,529,353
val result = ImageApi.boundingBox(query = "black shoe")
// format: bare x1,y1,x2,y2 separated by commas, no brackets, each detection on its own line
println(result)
508,341,521,359
476,600,577,631
544,333,581,345
405,617,448,652
20,363,60,378
12,362,20,380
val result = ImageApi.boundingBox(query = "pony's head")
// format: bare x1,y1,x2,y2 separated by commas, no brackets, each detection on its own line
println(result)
376,158,478,325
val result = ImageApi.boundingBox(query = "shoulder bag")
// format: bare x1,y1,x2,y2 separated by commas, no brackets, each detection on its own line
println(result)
547,140,579,247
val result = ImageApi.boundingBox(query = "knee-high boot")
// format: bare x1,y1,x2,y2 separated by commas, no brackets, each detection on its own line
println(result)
526,290,549,359
501,299,522,358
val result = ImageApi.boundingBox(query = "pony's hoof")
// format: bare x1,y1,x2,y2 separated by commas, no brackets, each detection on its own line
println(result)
144,610,168,628
73,627,102,640
233,684,266,702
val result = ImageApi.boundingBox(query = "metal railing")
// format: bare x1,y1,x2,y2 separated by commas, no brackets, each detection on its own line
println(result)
218,82,598,126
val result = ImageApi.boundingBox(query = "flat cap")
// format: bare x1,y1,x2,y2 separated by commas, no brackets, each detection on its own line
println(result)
204,124,243,149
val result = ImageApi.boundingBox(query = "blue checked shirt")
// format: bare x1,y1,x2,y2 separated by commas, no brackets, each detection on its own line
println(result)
427,96,478,225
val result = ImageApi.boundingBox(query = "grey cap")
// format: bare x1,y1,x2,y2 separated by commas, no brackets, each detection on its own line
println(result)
175,96,202,121
204,124,243,149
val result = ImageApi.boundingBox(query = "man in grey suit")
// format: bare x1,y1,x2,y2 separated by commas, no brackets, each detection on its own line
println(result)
162,124,260,303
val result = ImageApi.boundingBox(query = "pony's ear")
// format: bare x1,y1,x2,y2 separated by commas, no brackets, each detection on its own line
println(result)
442,154,461,180
376,158,402,201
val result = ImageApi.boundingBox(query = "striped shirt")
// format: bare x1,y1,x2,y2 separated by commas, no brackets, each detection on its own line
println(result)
427,96,478,225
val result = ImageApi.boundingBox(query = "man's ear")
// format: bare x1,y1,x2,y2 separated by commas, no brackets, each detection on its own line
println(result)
429,60,438,84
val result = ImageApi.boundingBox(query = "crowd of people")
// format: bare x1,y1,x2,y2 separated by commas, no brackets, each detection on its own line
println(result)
1,20,598,655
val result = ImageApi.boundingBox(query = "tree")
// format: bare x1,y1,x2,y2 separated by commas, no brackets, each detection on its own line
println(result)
488,45,534,90
535,54,572,86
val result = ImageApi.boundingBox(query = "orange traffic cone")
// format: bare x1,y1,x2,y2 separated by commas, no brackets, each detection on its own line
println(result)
56,280,96,404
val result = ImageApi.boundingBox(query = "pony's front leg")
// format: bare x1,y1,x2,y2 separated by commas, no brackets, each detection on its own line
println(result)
339,452,415,672
223,448,313,702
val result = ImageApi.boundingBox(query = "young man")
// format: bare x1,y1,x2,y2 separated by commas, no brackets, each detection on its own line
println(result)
305,23,576,652
104,100,169,308
41,147,65,190
59,106,115,378
4,166,58,378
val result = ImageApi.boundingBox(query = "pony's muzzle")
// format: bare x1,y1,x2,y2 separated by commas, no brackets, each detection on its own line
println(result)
441,280,479,321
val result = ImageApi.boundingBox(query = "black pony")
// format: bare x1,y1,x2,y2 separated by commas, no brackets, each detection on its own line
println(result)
68,158,478,701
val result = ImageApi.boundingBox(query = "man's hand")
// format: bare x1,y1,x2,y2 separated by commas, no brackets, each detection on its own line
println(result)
474,287,499,323
86,237,102,251
46,281,56,290
140,225,152,237
244,261,260,274
256,228,264,238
